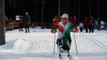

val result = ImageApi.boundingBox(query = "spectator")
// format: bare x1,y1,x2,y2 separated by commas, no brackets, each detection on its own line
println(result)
51,16,59,33
89,16,95,33
23,12,31,33
4,15,9,31
83,17,89,33
96,18,101,30
69,16,73,24
18,16,23,31
79,22,83,32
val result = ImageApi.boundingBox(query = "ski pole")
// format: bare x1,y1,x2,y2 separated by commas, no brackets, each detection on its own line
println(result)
73,32,78,55
53,33,56,54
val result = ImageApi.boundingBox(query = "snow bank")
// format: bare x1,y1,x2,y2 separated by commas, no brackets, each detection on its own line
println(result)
13,38,32,53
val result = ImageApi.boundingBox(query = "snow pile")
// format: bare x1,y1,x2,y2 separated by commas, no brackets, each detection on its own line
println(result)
13,38,32,53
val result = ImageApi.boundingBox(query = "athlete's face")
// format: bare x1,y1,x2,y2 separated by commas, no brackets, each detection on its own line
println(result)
61,19,68,25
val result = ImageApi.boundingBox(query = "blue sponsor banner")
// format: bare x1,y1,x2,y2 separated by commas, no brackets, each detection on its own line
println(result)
103,22,107,27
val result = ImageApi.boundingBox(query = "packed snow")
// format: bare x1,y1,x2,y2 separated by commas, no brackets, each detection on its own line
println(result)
0,27,107,60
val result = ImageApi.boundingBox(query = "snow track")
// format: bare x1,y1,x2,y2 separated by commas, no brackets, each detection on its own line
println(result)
0,29,107,60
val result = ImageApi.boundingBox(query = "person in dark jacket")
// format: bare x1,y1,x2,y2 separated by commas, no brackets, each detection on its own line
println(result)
23,12,30,33
4,15,9,31
83,17,89,33
96,18,101,30
89,16,94,33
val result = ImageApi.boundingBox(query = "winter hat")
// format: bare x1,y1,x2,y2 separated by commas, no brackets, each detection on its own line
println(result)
61,14,69,20
25,12,28,15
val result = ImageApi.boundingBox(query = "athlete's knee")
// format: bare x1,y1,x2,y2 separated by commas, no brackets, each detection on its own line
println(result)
56,39,61,44
62,45,70,50
68,37,72,44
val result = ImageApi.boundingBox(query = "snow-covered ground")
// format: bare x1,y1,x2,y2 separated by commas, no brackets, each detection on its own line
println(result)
0,27,107,60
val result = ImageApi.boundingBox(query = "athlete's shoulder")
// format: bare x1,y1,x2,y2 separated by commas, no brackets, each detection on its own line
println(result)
58,21,62,25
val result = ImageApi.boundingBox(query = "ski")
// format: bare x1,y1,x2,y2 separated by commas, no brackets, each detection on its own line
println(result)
58,55,62,59
67,54,72,60
58,52,72,60
58,55,72,60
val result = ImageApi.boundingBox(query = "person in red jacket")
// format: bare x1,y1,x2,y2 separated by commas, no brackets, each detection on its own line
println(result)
73,16,78,27
51,16,59,33
73,16,78,32
89,16,94,33
69,16,73,24
18,16,23,31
